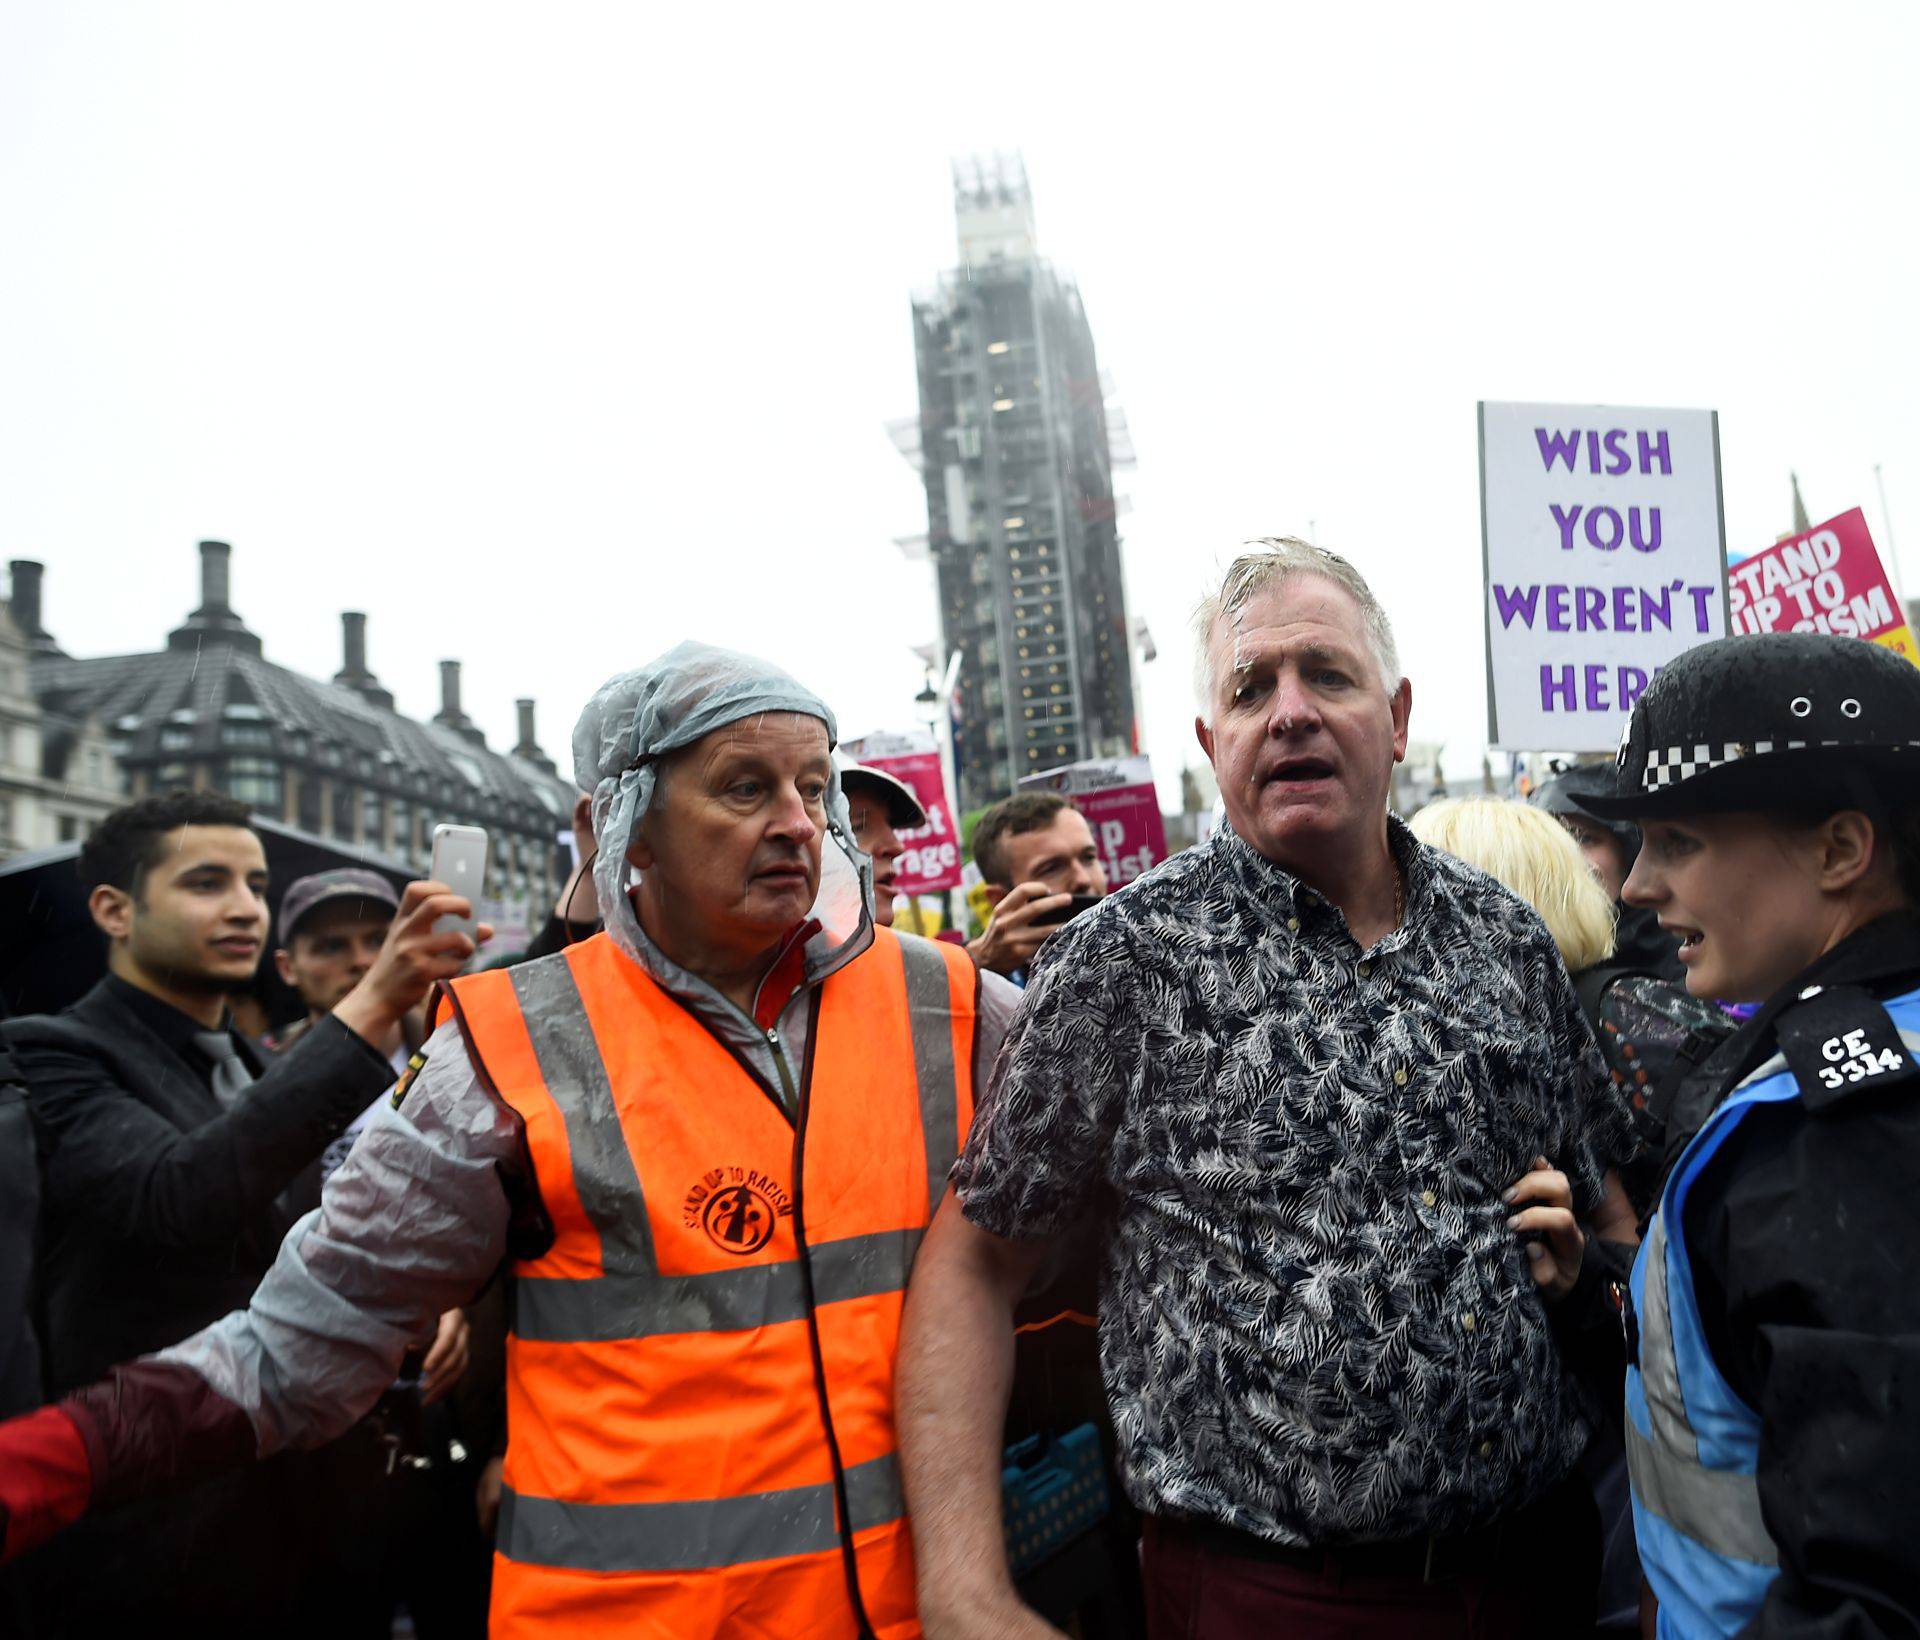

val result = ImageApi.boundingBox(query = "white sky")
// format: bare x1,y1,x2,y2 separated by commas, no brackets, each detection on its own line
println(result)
4,2,1916,805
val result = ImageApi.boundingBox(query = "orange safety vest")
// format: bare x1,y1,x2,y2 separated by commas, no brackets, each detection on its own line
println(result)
438,925,977,1640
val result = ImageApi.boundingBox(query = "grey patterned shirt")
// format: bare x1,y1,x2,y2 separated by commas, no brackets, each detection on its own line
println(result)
954,817,1633,1547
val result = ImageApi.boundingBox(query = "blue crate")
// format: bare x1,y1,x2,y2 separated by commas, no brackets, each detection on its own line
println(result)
1001,1423,1111,1577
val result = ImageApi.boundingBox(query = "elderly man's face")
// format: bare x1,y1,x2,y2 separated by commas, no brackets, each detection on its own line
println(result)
1196,573,1410,869
629,712,831,958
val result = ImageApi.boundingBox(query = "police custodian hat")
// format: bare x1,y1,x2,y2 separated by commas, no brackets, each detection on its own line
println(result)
1580,631,1920,819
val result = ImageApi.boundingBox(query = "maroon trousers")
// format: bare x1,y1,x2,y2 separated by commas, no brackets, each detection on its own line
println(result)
1141,1476,1600,1640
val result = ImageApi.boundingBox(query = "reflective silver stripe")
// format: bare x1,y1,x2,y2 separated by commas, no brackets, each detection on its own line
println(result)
504,940,956,1341
499,1451,904,1573
1733,1052,1788,1093
509,959,657,1275
1625,1418,1777,1567
513,1226,921,1342
1637,1216,1697,1461
1632,1213,1777,1565
899,935,963,1217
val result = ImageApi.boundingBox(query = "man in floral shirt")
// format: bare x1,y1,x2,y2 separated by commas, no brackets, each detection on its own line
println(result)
898,540,1634,1638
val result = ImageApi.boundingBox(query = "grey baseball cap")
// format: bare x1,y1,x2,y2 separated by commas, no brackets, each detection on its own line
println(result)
278,868,400,945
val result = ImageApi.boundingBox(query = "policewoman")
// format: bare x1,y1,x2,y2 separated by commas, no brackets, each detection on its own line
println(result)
1582,631,1920,1635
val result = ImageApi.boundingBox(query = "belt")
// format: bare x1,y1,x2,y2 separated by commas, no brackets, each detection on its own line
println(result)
1151,1498,1544,1586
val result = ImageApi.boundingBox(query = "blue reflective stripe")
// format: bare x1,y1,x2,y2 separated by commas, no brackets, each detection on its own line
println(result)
1631,1496,1776,1639
1632,986,1920,1631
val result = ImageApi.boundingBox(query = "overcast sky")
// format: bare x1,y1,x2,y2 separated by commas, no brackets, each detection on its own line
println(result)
4,2,1916,802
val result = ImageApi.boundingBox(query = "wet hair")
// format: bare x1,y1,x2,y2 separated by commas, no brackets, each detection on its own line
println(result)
972,792,1073,888
1192,538,1401,720
1409,797,1617,973
78,791,258,898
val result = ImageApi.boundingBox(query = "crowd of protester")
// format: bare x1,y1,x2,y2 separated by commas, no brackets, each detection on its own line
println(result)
0,538,1917,1639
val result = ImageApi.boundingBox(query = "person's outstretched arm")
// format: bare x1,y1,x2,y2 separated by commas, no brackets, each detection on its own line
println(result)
903,913,1129,1638
897,1197,1053,1639
0,1019,521,1561
12,880,488,1252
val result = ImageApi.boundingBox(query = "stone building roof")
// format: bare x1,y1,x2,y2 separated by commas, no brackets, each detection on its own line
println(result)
33,643,571,828
15,541,573,839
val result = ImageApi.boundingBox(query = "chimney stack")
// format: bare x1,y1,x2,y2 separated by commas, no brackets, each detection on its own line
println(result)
512,698,558,773
333,611,394,710
6,560,61,655
197,540,232,613
433,659,485,745
168,539,261,654
8,561,43,637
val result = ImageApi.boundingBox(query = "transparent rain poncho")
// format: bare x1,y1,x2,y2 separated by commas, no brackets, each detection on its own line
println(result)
570,640,872,975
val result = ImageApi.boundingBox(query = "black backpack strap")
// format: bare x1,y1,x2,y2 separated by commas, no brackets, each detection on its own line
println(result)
1574,964,1628,1028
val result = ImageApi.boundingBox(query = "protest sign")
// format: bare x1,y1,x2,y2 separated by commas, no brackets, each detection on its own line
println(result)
1018,754,1168,887
1727,508,1917,665
1480,401,1728,750
842,730,962,895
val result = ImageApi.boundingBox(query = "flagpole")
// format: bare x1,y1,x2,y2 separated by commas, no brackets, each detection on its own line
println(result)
1875,464,1908,609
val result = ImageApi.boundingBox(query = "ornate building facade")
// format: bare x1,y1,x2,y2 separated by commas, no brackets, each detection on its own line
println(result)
3,544,574,917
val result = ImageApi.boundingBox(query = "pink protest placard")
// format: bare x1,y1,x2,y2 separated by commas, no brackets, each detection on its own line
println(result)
844,732,963,895
1728,508,1917,664
1019,755,1169,887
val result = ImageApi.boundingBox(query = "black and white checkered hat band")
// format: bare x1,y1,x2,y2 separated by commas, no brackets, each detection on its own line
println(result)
1638,738,1920,792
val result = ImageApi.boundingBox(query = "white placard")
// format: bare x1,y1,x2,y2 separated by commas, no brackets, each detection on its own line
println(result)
1479,401,1728,751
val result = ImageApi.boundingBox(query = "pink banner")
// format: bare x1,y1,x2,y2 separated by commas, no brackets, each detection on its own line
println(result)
1728,507,1917,664
859,746,962,896
1019,755,1168,887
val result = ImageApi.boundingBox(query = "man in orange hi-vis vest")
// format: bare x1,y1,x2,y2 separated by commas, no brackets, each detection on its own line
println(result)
0,642,1024,1639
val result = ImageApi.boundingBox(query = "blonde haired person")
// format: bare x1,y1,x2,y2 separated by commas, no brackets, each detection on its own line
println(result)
1411,794,1675,1638
1409,796,1616,974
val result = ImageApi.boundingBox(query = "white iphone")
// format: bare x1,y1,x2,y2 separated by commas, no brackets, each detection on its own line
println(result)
429,824,489,940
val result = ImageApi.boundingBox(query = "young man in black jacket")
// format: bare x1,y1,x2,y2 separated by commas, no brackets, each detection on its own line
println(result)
4,790,485,1638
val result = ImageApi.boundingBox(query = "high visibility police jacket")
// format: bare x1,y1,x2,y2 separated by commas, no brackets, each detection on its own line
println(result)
439,925,978,1640
1626,977,1920,1637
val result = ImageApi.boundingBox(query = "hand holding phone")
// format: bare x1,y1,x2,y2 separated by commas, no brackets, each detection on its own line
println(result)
331,869,496,1045
429,825,489,941
966,883,1103,977
1031,892,1103,928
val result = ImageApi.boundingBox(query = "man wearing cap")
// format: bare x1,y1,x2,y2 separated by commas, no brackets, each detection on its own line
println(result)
265,870,427,1161
267,869,414,1048
0,791,487,1636
839,757,928,929
0,644,1023,1640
